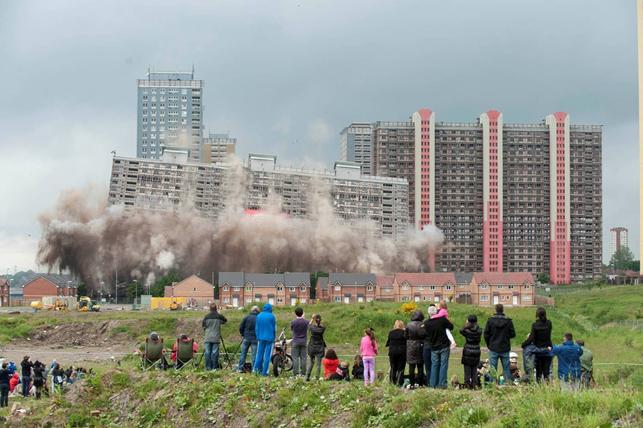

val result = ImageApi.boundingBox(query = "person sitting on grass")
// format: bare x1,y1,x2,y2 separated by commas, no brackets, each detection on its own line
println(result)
322,349,340,380
551,332,583,390
51,363,65,393
351,355,364,381
576,339,593,388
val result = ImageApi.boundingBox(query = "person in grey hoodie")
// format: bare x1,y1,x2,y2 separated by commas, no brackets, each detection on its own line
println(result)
202,303,227,370
306,314,326,381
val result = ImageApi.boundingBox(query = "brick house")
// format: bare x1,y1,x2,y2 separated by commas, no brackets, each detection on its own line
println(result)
470,272,535,306
375,275,395,301
0,278,9,307
324,273,377,304
21,274,78,304
392,273,458,303
163,274,214,307
218,272,310,307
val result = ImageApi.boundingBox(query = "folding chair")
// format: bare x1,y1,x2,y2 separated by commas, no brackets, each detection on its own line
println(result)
175,338,196,370
141,338,165,370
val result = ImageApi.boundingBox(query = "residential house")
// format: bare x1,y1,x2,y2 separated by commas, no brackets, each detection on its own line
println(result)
163,274,214,307
21,274,78,304
218,272,311,307
392,273,458,303
375,275,395,301
470,272,535,306
324,273,376,304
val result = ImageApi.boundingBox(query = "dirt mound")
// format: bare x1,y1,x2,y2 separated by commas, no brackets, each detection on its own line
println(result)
29,320,133,347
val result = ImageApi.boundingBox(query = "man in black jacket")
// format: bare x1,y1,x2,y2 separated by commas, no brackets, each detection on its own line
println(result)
483,304,516,383
237,306,259,372
423,306,454,388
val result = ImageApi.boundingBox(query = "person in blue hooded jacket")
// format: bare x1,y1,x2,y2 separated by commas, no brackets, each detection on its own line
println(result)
552,332,583,390
253,303,277,376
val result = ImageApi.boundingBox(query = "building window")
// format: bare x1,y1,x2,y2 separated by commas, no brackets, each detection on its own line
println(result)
300,286,306,292
480,295,489,302
277,286,283,292
497,285,504,289
245,285,252,291
233,287,241,292
277,298,283,304
402,284,409,291
223,297,229,303
334,296,341,302
366,285,373,291
334,285,341,291
480,284,488,289
508,285,514,289
524,284,530,289
522,295,532,301
402,296,410,302
289,287,296,292
445,285,452,291
222,285,229,291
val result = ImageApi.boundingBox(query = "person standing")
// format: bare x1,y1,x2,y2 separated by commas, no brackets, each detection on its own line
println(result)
405,310,425,387
521,307,553,382
202,303,228,371
424,305,454,388
386,320,407,386
460,315,482,389
552,332,583,390
254,303,277,376
483,304,516,383
360,328,378,386
21,355,33,397
576,339,593,388
32,361,45,399
306,314,326,381
0,362,9,407
237,306,259,372
290,307,308,377
421,304,436,386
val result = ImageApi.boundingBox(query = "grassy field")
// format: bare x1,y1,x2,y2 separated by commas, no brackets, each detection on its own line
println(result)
0,284,641,426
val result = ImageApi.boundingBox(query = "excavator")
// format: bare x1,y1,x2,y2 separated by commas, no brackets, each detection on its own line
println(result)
77,296,101,312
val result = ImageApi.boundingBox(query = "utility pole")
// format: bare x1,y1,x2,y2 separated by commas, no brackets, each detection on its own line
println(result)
115,264,118,305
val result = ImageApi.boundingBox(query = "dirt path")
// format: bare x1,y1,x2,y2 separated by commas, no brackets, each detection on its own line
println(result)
0,345,132,365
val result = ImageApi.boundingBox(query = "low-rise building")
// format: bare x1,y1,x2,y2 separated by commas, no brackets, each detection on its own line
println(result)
20,274,78,304
323,273,377,304
0,278,9,306
218,272,310,307
163,274,214,307
319,271,535,306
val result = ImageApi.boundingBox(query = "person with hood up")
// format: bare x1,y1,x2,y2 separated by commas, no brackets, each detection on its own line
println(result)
238,306,259,372
460,315,482,389
202,303,228,370
254,303,276,376
483,304,516,383
306,314,326,381
404,310,425,387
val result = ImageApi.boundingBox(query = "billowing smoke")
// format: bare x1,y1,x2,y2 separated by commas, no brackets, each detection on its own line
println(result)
37,171,443,291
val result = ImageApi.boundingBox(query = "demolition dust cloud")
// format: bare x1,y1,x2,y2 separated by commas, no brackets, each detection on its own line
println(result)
37,171,443,291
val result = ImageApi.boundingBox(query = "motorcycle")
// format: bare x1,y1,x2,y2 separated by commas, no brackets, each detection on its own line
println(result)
271,328,294,377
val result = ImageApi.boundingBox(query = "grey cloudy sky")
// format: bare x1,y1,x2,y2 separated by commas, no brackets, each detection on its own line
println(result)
0,0,638,272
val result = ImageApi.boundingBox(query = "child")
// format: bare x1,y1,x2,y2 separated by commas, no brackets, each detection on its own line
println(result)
337,361,350,381
351,355,364,380
360,328,378,385
432,301,457,350
322,349,340,380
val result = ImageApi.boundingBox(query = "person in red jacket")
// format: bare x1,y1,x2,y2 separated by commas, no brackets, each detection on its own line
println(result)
9,373,19,394
171,334,199,367
322,349,340,380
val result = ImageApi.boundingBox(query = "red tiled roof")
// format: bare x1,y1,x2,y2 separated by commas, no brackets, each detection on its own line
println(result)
395,272,456,286
472,272,534,285
376,275,394,287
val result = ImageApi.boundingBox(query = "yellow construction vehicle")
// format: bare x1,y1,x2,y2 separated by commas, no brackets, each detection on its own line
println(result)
77,296,101,312
30,301,43,311
169,299,181,311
